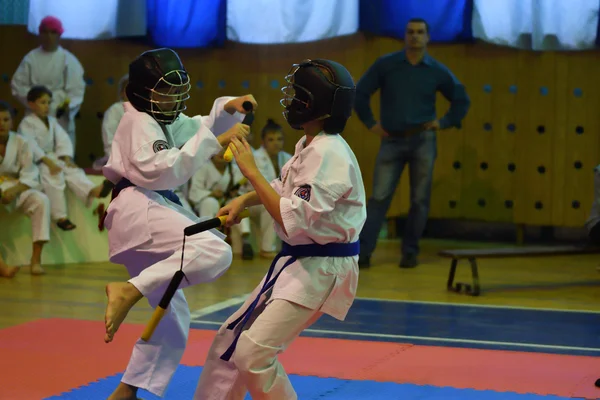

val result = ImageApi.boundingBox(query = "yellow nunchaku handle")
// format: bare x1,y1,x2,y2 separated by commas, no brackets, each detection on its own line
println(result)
223,146,234,162
217,208,250,226
141,306,168,342
141,209,251,342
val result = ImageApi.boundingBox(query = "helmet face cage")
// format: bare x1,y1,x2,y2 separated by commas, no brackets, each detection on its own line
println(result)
134,70,191,124
280,62,318,122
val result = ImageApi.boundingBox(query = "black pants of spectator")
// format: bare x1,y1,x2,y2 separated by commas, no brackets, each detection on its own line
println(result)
589,223,600,245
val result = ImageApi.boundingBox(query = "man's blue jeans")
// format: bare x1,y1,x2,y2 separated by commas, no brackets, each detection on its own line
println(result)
359,130,437,258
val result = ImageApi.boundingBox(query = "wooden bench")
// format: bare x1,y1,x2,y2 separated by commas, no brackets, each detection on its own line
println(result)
1,175,110,266
438,245,600,296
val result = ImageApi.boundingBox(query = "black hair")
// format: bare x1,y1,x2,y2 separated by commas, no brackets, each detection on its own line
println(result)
407,18,430,34
27,85,53,103
261,118,283,139
323,116,348,135
0,101,15,118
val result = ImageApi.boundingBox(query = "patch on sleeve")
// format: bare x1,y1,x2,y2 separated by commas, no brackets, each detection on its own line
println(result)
294,185,311,201
152,140,170,153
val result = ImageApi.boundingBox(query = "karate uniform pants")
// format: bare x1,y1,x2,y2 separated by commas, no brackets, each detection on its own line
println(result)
116,200,233,397
193,280,326,400
39,156,96,221
1,181,51,243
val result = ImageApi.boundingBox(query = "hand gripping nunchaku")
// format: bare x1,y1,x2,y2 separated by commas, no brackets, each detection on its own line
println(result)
223,100,254,162
141,209,251,341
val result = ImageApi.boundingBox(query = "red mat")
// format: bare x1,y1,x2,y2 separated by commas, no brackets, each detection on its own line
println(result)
1,318,599,399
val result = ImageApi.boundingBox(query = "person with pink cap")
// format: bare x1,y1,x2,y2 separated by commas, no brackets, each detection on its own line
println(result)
11,16,86,153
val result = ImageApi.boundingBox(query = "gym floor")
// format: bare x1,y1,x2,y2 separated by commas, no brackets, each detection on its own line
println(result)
1,239,600,399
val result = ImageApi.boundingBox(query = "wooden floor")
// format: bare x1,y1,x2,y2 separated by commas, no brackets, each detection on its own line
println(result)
1,238,600,330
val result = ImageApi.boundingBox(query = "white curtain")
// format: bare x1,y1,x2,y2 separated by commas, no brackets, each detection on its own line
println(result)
226,0,359,44
472,0,600,51
27,0,146,40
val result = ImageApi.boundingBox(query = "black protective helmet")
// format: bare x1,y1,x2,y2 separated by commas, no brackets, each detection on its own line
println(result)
126,48,191,124
280,59,355,133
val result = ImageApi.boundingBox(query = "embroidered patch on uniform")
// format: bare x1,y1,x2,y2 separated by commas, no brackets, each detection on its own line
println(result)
294,185,311,201
152,140,170,153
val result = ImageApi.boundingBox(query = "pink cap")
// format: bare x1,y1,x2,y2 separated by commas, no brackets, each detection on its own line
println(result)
39,16,64,35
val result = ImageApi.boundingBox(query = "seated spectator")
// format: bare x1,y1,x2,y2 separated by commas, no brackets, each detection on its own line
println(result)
189,151,254,259
0,100,51,275
18,85,110,231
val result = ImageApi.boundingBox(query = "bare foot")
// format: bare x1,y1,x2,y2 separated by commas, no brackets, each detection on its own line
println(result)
104,282,143,343
0,265,19,278
107,382,139,400
30,264,45,275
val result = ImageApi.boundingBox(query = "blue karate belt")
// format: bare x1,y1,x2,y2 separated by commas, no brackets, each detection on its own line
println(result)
220,240,360,361
112,178,182,207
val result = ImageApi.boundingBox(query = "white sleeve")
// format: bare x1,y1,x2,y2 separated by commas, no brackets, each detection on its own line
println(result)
270,177,283,194
278,149,352,240
17,121,46,163
10,57,31,108
53,121,74,158
202,96,245,136
171,97,243,147
17,138,40,189
188,167,213,205
64,53,86,117
101,104,122,157
123,115,223,191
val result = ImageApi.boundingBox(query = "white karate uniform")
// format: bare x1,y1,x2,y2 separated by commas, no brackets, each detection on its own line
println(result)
189,161,252,236
93,100,126,170
0,132,50,243
11,46,86,147
102,98,243,397
251,146,294,253
18,114,96,221
195,132,367,400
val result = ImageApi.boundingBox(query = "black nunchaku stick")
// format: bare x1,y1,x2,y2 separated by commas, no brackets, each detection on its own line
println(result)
140,210,250,341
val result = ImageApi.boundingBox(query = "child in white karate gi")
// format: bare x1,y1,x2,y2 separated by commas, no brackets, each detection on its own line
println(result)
189,151,254,259
11,16,86,148
18,85,110,231
250,119,293,258
0,101,51,276
99,47,255,400
194,59,366,400
94,74,129,170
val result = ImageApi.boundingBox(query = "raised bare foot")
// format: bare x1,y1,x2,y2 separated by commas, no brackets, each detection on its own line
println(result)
30,264,45,275
104,282,143,343
0,265,19,278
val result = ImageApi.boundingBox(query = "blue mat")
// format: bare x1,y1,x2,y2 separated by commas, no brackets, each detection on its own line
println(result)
45,365,571,399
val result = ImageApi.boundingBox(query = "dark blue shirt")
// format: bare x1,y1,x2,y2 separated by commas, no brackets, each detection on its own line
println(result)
354,50,470,133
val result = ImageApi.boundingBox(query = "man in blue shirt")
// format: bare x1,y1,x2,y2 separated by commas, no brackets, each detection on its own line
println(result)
355,18,470,268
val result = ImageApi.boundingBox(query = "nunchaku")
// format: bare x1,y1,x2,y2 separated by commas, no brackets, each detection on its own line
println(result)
223,100,255,162
140,209,251,342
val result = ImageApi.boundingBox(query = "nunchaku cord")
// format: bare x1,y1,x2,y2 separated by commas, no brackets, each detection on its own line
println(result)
179,234,190,284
